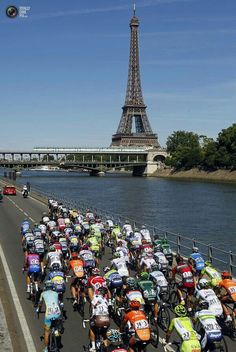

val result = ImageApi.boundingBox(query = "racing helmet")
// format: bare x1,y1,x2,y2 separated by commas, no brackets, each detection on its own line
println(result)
141,225,146,229
49,245,56,252
222,271,232,280
82,244,89,250
197,278,210,289
151,263,158,271
174,304,187,317
71,252,78,260
125,220,130,225
44,280,54,291
106,329,121,343
192,247,199,253
103,266,110,274
126,277,136,289
176,254,184,264
129,300,140,310
92,267,100,275
205,260,213,267
113,251,121,258
140,272,149,280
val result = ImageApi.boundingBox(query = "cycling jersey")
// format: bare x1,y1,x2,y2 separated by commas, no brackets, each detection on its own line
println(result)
47,252,62,270
219,279,236,301
153,252,168,271
168,316,201,352
21,221,30,235
150,270,168,296
112,257,129,277
194,310,222,345
34,239,44,255
189,253,205,272
38,224,47,235
195,288,223,316
48,271,65,293
137,280,156,302
57,218,66,231
123,310,150,342
69,258,84,278
91,295,109,316
139,256,156,270
88,276,107,294
173,262,195,288
39,290,61,328
201,265,221,287
26,253,41,273
140,229,152,243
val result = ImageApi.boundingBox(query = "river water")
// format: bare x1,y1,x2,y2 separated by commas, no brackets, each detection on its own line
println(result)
10,170,236,256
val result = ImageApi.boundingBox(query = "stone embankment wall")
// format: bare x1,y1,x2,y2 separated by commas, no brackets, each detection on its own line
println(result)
152,168,236,183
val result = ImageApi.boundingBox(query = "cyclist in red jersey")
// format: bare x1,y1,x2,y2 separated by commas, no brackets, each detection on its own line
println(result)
172,254,195,310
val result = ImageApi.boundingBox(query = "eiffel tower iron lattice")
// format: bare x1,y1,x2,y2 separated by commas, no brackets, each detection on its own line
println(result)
111,6,159,148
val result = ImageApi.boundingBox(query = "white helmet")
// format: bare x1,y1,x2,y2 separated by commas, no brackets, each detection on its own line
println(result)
198,278,209,289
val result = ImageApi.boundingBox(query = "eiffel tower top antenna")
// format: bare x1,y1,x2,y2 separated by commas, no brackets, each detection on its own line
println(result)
133,1,136,16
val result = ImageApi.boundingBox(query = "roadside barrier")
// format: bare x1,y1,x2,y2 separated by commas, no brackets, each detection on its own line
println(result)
28,185,236,275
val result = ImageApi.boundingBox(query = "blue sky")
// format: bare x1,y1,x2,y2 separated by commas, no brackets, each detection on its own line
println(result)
1,0,236,149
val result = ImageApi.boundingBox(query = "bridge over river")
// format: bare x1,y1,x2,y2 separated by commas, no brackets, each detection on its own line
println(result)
0,147,167,176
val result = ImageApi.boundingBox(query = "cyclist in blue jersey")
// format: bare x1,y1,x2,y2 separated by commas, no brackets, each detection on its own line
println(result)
21,219,30,235
37,281,61,352
188,247,205,276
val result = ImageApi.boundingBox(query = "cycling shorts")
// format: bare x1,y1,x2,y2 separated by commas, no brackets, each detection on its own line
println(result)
44,313,61,328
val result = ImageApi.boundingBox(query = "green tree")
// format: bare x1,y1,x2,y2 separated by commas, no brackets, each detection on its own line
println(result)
201,137,218,170
217,124,236,169
166,131,202,169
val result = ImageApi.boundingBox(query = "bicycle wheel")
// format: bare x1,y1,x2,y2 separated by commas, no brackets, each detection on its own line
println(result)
150,322,159,348
220,336,228,352
48,332,58,352
158,306,170,332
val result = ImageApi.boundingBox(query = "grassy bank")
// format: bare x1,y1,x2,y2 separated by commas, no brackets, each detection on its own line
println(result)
152,168,236,183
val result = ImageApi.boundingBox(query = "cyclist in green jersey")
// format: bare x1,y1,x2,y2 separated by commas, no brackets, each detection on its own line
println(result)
163,305,201,352
199,261,221,287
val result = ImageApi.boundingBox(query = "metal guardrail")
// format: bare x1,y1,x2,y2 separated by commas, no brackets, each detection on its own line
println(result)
30,185,236,275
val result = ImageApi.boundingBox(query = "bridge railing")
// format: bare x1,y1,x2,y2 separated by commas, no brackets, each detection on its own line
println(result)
30,185,236,275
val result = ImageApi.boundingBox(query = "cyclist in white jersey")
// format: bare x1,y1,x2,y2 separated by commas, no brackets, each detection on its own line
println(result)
45,245,63,271
194,301,222,350
195,279,223,317
140,226,152,243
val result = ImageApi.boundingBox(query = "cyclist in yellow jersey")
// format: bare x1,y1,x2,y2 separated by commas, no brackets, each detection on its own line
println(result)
199,261,221,287
163,305,201,352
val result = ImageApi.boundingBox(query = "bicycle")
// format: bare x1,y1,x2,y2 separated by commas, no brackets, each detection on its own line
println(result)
48,317,64,352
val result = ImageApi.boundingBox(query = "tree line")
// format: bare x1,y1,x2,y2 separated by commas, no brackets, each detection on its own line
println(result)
165,123,236,170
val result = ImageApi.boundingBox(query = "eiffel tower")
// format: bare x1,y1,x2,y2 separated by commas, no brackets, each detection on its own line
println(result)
111,4,159,148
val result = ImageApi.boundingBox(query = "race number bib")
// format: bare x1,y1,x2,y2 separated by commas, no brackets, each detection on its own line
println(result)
229,286,236,294
135,319,148,330
47,306,60,316
74,265,83,273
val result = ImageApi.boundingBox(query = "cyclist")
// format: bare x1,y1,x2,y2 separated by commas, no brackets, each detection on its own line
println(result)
120,300,151,352
47,263,65,310
23,246,41,293
194,278,223,317
199,261,221,287
67,252,85,306
172,254,195,309
149,264,169,301
137,271,158,323
37,281,61,352
194,301,222,351
87,267,108,301
45,245,63,271
163,305,201,352
111,252,130,279
89,286,110,352
140,225,152,243
188,247,205,276
218,271,236,323
21,219,30,236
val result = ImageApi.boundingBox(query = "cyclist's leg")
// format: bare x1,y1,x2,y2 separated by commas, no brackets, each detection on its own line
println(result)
43,319,51,350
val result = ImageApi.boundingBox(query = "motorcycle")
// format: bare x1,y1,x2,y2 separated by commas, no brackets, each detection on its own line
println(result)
22,189,28,198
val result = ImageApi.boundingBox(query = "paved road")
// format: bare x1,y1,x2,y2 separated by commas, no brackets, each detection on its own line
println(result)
0,187,235,351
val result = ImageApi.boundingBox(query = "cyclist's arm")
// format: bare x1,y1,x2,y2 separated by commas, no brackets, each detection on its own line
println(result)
120,314,128,332
165,319,175,343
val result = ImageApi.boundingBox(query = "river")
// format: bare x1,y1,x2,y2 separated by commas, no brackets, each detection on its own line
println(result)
8,170,236,256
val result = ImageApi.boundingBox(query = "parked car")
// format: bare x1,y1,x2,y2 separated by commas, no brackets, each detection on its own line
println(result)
3,185,16,195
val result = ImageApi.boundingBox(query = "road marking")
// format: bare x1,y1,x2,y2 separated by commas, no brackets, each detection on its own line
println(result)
6,197,36,223
0,244,37,352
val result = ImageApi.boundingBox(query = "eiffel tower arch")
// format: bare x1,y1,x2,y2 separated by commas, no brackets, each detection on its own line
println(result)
111,6,160,148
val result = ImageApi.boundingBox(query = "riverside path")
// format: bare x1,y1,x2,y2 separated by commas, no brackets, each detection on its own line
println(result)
0,183,235,351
